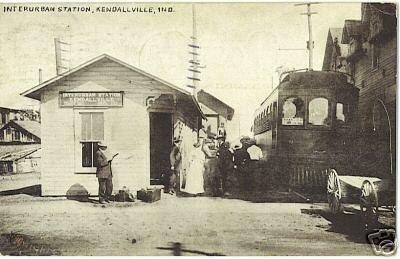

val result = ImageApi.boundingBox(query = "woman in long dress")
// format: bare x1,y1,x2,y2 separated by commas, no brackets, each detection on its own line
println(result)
183,139,205,195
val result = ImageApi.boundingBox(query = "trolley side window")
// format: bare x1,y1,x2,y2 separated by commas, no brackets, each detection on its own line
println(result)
308,97,330,126
282,96,305,126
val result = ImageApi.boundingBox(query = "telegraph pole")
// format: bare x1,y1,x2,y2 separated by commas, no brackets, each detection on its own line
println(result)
295,3,318,70
54,37,71,75
187,4,202,96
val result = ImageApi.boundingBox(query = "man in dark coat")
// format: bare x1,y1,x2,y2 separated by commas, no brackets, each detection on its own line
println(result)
217,141,234,196
233,142,251,191
96,142,114,204
168,137,182,195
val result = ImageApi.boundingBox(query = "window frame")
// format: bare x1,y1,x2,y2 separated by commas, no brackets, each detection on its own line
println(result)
74,109,107,174
307,96,331,129
335,102,347,127
281,95,306,128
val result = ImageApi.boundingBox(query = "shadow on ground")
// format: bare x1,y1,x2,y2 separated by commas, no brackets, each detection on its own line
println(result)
178,184,330,203
178,187,325,203
224,190,307,203
157,242,224,256
0,185,41,197
0,233,60,255
301,207,395,244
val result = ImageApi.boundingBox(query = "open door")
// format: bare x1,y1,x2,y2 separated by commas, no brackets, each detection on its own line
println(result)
149,112,172,185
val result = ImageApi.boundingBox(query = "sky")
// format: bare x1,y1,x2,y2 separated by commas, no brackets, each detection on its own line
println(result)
0,2,361,134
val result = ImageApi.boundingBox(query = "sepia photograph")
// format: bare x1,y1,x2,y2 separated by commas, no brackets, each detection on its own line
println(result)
0,1,396,256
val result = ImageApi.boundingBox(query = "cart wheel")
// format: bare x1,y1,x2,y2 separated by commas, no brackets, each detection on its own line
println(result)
327,169,343,214
360,180,379,229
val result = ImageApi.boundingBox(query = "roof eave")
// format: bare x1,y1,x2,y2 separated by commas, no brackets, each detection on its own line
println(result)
191,95,207,120
20,53,192,100
0,120,41,139
197,90,235,120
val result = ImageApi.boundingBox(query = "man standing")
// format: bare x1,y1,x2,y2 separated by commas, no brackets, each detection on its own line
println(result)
246,140,263,191
169,137,182,195
96,142,114,204
233,142,251,191
217,123,227,142
203,138,220,196
217,141,234,196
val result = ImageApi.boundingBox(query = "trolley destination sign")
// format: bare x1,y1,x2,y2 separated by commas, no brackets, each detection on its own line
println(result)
59,91,123,107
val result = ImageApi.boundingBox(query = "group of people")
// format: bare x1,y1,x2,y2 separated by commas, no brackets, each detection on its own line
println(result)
166,131,263,197
94,128,263,203
166,132,215,196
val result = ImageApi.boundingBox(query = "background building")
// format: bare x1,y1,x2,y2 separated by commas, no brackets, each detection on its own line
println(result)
0,144,41,174
0,106,40,126
322,3,396,176
322,27,349,73
0,120,41,144
197,89,236,140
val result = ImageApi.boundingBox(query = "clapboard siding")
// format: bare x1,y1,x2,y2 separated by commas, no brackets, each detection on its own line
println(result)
354,36,396,131
39,57,198,195
41,92,75,195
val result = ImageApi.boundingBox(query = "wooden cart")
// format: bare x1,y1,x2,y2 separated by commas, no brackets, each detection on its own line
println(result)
327,169,395,226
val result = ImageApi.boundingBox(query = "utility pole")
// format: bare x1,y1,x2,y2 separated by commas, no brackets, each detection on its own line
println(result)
54,37,71,75
295,3,318,70
187,4,202,96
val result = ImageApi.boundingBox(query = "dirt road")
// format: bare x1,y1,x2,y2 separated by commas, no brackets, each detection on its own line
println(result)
0,193,386,256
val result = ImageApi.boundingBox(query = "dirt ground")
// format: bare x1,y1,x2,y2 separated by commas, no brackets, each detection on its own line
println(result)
0,192,393,256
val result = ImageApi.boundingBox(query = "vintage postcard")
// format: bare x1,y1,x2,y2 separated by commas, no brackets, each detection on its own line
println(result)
0,1,396,256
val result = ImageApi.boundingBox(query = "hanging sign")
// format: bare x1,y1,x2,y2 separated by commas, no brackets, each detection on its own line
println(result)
59,92,123,107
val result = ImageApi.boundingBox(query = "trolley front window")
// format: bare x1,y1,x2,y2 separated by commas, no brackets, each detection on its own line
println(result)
308,97,330,126
282,96,305,126
336,103,346,124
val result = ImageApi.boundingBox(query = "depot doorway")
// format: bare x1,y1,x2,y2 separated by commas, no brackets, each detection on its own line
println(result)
149,112,172,185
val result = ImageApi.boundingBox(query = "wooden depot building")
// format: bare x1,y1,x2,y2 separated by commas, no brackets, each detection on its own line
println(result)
22,54,205,196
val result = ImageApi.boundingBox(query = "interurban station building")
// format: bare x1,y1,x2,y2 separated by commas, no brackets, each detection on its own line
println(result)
22,54,205,196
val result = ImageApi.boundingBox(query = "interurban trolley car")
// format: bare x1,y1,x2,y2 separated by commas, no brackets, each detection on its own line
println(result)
253,69,395,223
253,70,359,190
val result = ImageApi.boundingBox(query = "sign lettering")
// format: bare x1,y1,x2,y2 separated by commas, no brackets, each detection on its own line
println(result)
59,92,123,107
282,117,303,126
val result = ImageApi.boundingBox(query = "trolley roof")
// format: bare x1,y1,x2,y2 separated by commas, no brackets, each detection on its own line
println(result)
279,70,356,90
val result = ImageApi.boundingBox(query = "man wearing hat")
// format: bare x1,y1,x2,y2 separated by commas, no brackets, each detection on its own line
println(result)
168,136,182,195
95,142,115,203
233,141,250,191
217,141,234,196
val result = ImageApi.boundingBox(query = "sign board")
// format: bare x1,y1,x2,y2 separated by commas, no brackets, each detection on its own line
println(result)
59,92,123,107
282,117,303,126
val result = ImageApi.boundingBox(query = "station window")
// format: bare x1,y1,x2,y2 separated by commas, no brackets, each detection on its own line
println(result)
308,97,330,126
282,96,305,126
81,112,104,167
